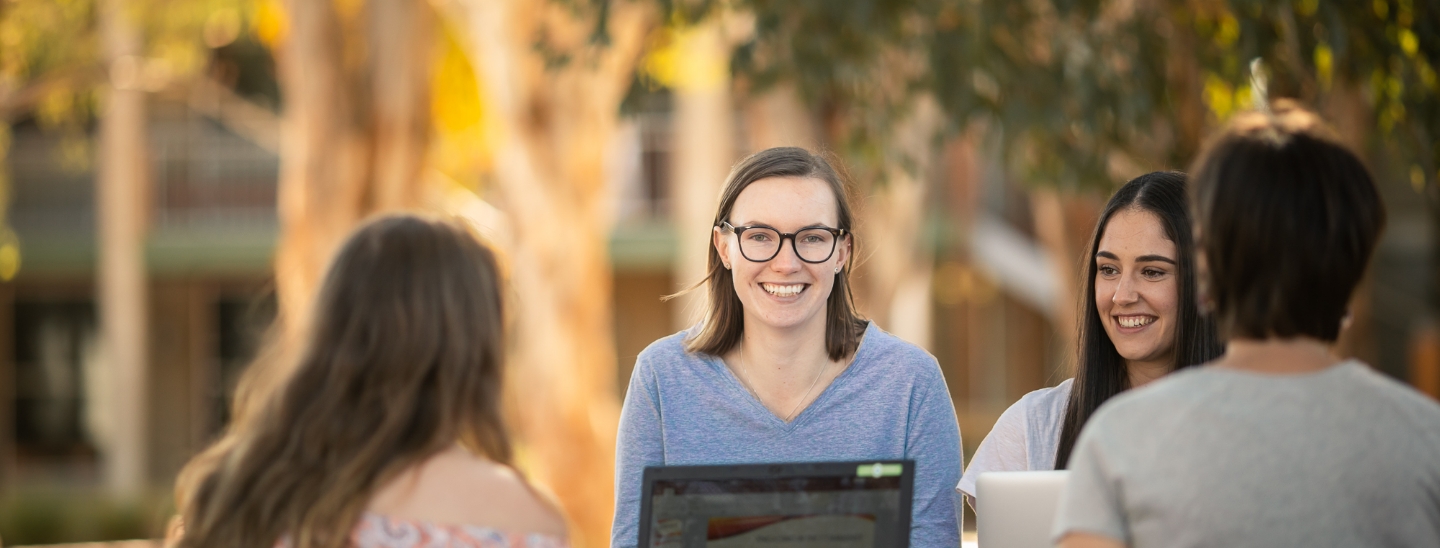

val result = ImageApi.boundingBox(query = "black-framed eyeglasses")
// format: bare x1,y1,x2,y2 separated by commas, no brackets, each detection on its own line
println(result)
720,221,846,263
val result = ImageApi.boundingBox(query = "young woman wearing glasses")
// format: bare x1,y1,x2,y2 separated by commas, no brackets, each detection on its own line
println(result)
611,147,963,547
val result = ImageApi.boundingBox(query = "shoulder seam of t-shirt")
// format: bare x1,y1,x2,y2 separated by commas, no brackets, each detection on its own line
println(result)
861,322,941,372
1341,361,1440,436
635,330,693,370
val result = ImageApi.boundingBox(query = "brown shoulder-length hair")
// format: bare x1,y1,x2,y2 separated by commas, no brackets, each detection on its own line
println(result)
173,214,512,548
680,147,868,360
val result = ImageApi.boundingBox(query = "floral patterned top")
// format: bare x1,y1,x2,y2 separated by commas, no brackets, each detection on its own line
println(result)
349,513,569,548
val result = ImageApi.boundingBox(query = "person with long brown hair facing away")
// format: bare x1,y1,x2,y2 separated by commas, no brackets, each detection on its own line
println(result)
172,215,567,548
1055,103,1440,547
957,171,1222,511
611,147,963,547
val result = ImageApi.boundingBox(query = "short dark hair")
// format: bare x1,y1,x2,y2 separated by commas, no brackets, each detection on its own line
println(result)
1055,171,1223,469
681,147,867,360
1188,102,1386,342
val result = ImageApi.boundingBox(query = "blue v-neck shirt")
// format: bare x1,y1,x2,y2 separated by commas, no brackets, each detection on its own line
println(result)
611,322,964,547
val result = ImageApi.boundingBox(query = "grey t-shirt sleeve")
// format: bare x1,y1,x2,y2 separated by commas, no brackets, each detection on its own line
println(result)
1052,415,1129,544
612,353,667,548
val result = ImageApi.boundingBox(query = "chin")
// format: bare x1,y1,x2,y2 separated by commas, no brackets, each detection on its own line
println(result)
748,305,824,331
754,312,818,330
1118,349,1166,364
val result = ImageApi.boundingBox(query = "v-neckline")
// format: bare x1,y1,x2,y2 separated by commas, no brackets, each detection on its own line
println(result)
710,321,873,432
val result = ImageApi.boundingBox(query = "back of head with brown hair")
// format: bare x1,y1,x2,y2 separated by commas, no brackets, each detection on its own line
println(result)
1187,101,1386,342
174,214,511,548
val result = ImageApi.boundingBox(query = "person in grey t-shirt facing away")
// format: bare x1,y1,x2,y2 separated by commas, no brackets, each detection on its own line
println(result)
611,147,963,548
957,172,1222,511
1055,102,1440,548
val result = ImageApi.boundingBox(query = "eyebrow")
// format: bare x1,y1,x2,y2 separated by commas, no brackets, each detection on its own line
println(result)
1096,251,1177,265
735,221,833,230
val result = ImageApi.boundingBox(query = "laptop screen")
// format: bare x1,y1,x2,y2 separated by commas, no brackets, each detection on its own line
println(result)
638,461,913,548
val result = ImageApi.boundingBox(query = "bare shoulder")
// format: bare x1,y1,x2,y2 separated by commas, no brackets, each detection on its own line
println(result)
368,447,568,538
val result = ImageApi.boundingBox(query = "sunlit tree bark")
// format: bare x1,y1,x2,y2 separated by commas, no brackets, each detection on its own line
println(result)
449,2,656,546
272,0,434,335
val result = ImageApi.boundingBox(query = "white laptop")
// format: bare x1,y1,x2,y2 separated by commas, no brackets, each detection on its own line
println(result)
976,471,1069,548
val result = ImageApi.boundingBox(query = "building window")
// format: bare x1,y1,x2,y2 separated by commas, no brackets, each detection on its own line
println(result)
14,301,98,460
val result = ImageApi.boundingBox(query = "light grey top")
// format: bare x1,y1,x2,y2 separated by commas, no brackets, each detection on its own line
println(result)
612,322,963,548
1054,360,1440,547
956,378,1073,504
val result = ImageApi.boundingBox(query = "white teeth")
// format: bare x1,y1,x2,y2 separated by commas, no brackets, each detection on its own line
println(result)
1118,316,1155,328
762,283,805,297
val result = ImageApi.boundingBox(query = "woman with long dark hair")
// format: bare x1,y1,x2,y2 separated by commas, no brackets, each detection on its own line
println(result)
1056,102,1440,548
957,171,1222,509
611,147,963,547
172,215,566,548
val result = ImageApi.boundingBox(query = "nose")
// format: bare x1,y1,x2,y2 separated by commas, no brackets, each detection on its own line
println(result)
769,237,804,272
1112,274,1140,306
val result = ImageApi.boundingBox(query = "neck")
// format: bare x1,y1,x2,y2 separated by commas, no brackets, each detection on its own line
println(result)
728,313,851,423
1217,336,1338,374
1125,358,1170,389
735,314,833,381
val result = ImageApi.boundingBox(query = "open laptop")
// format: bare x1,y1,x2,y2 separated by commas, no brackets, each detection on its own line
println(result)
975,471,1070,548
638,460,915,548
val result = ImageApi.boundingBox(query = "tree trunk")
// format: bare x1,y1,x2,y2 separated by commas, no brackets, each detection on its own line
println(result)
1030,188,1102,363
271,0,433,337
741,83,818,150
856,98,942,349
671,21,735,329
452,2,655,546
97,0,150,496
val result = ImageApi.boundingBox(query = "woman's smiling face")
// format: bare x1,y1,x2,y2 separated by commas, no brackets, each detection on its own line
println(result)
1094,208,1179,369
714,176,849,333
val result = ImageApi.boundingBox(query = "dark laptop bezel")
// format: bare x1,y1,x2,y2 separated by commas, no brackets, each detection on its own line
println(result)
636,460,915,548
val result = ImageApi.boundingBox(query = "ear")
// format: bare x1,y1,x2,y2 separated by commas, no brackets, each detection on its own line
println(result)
834,232,852,270
713,226,733,269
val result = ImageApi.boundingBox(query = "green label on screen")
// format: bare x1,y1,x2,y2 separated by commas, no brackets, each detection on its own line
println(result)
857,463,903,478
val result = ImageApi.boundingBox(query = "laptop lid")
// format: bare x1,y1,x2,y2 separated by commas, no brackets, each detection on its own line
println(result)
637,460,915,548
975,471,1069,548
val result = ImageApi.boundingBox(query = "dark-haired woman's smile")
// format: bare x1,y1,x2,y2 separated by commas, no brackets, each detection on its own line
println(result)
1095,208,1178,370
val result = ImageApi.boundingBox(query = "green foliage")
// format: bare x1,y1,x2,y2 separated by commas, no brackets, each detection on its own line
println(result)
0,0,252,127
0,0,100,131
930,0,1174,189
626,0,1439,193
731,0,941,176
0,0,251,281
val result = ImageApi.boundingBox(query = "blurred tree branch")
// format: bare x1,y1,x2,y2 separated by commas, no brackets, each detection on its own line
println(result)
0,66,103,122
